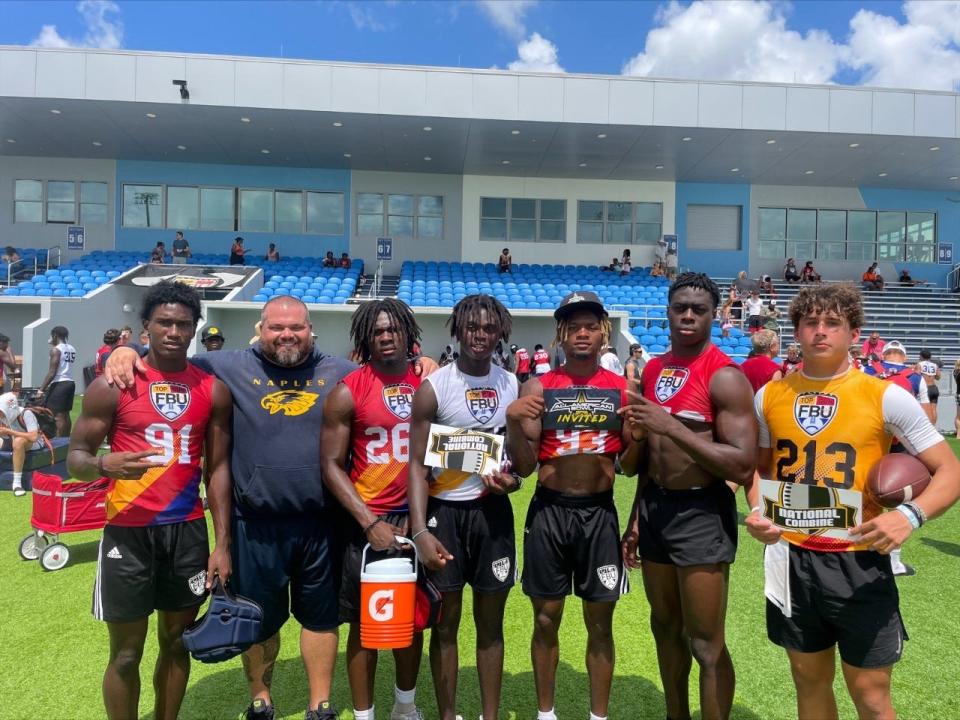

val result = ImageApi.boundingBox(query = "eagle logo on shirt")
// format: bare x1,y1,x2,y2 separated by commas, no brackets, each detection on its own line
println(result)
654,367,689,403
149,382,191,421
465,388,500,424
382,383,415,420
261,390,319,416
794,392,838,436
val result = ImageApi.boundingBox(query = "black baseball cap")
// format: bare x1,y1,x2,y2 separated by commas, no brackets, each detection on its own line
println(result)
201,326,224,342
554,291,606,321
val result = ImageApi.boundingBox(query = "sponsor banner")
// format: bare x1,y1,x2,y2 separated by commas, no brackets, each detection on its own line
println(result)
542,387,621,431
760,478,862,540
424,423,503,476
114,264,260,289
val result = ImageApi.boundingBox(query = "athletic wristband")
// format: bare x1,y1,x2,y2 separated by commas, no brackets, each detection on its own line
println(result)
903,501,926,526
97,455,105,476
508,474,524,493
363,517,382,534
411,528,429,541
895,505,921,530
750,506,761,514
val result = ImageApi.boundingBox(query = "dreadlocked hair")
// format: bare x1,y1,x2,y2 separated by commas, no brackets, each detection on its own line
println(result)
351,298,421,364
668,271,721,309
553,314,612,349
446,294,512,342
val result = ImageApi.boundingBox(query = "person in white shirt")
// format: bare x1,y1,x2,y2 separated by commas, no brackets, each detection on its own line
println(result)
599,347,624,375
0,392,46,497
915,349,941,425
39,325,76,437
745,290,765,333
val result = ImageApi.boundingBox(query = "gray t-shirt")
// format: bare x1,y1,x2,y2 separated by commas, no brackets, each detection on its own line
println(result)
172,237,189,256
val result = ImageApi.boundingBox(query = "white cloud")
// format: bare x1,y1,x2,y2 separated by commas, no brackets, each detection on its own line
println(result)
346,1,389,32
30,0,123,49
622,1,842,84
478,0,537,40
508,32,564,73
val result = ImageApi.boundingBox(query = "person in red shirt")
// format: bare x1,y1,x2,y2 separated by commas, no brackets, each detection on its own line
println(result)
513,344,531,383
740,329,783,393
861,330,885,358
339,252,352,269
781,343,803,376
320,298,428,720
506,291,644,720
95,328,121,377
532,344,551,376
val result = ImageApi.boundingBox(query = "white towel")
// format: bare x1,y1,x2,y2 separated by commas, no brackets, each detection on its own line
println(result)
764,539,792,618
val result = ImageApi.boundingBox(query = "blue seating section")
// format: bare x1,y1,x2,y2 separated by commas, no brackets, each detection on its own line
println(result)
252,261,363,305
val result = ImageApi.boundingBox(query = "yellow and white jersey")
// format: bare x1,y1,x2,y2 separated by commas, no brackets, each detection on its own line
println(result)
756,367,940,552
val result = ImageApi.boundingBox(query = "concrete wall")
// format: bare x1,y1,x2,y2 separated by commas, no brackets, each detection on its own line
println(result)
1,155,116,254
351,170,463,274
460,175,675,267
675,182,750,278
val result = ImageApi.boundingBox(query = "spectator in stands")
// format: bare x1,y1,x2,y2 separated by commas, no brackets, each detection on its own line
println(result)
2,246,20,264
899,268,925,286
229,236,247,265
171,231,191,265
624,343,645,386
498,247,512,274
783,258,800,283
758,273,776,296
119,326,133,346
0,391,47,497
862,262,884,291
781,343,803,376
732,270,756,297
150,242,166,264
0,334,16,392
265,243,280,262
94,329,120,377
655,237,668,266
719,297,735,337
800,260,821,284
862,330,885,358
915,349,941,425
439,344,455,367
601,257,621,272
745,289,764,333
741,329,782,393
650,260,665,277
599,346,623,374
620,249,633,276
665,248,678,279
322,250,336,268
339,252,352,269
201,326,225,352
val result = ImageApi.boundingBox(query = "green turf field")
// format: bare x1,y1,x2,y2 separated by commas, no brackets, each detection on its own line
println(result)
2,400,958,719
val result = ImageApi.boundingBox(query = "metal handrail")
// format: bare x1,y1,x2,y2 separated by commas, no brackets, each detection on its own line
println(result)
948,263,960,291
46,246,61,270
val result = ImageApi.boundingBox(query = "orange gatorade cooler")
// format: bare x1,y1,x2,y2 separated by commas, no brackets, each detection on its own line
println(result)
360,537,418,649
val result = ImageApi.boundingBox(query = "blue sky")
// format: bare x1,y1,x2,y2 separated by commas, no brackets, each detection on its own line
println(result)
2,1,958,91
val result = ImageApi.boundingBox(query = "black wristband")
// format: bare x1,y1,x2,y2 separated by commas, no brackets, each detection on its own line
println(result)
363,517,382,534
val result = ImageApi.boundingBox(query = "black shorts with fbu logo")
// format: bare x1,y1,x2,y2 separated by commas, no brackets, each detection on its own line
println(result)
424,493,516,594
93,518,209,623
522,486,628,602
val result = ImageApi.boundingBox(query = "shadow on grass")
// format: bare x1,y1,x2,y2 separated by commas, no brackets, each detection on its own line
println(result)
61,538,100,567
920,537,960,557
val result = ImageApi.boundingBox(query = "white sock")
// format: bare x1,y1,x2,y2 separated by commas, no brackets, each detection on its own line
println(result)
538,709,558,720
890,548,905,572
589,713,607,720
12,472,22,488
394,686,416,712
353,707,374,720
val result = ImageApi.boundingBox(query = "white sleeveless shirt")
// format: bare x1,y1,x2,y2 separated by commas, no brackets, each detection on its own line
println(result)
53,342,77,383
424,361,518,501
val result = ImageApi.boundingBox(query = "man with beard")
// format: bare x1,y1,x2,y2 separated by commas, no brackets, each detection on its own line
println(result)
505,291,645,720
621,272,757,720
105,296,355,720
408,294,520,720
320,298,427,720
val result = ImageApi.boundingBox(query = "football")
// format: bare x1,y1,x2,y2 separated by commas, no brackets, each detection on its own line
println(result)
867,454,931,508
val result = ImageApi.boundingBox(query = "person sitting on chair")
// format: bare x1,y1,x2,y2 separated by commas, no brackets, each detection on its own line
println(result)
0,392,47,497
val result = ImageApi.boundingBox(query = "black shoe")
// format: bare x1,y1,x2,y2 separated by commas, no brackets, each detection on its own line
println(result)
893,563,916,577
305,701,339,720
241,699,275,720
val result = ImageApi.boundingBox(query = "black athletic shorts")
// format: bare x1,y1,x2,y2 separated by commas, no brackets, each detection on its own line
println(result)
927,384,940,403
766,545,907,668
339,509,409,623
93,518,209,623
424,493,516,594
748,315,762,331
637,481,737,566
231,511,342,639
45,380,75,413
522,486,628,602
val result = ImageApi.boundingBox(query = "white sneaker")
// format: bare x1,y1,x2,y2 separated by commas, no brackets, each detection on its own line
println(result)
390,709,423,720
12,486,25,497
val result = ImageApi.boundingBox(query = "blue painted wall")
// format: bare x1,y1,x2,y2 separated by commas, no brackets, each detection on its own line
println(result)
675,182,751,279
114,160,350,258
858,186,960,286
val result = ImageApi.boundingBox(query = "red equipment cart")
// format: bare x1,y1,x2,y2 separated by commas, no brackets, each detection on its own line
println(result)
18,471,109,571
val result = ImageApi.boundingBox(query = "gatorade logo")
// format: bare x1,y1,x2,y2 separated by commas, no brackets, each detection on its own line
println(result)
369,589,395,622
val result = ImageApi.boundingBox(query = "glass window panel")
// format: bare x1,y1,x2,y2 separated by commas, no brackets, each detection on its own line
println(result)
15,180,42,201
388,194,414,216
635,202,662,223
878,242,903,261
418,216,443,239
786,241,815,260
539,220,565,242
80,182,108,204
47,202,74,222
817,242,845,261
511,198,535,219
578,201,603,222
906,244,934,263
201,188,235,231
358,214,384,236
15,201,42,223
166,186,199,230
357,193,384,214
418,195,443,216
846,243,876,262
481,197,507,218
47,181,74,203
123,185,164,228
635,223,662,245
540,200,565,220
388,215,414,237
758,208,786,242
511,218,536,241
239,189,273,233
577,222,603,243
847,211,876,244
481,218,507,241
275,191,302,234
787,209,816,241
80,203,107,225
757,241,785,259
607,202,632,222
906,212,935,244
607,222,632,244
306,192,343,235
817,210,846,243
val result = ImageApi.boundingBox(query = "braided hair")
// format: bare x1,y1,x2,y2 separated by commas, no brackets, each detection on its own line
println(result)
447,294,512,342
668,271,721,309
350,298,421,364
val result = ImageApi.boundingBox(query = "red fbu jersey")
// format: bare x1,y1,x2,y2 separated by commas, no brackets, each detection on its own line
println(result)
342,363,421,514
538,367,627,461
641,344,737,423
106,363,215,527
516,348,531,374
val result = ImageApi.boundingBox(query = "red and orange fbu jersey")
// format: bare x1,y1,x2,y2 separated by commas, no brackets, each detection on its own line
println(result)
538,367,627,461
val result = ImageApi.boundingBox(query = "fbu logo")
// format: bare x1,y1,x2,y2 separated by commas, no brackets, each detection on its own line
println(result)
368,589,395,621
794,393,838,436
